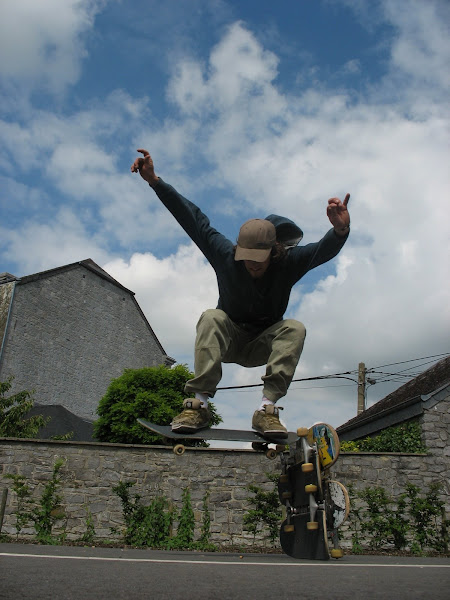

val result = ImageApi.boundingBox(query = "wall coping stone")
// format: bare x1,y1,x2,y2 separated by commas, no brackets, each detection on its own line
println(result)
0,438,431,457
0,437,258,454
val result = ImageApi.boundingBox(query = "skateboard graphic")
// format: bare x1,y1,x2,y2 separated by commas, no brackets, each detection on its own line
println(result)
278,422,349,560
137,418,297,459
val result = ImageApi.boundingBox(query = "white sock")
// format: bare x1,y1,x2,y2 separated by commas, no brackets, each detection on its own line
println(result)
258,396,275,411
195,392,209,408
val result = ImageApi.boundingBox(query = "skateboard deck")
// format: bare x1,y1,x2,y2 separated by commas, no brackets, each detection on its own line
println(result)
308,422,340,469
325,480,350,529
279,450,330,560
278,423,348,560
137,418,298,458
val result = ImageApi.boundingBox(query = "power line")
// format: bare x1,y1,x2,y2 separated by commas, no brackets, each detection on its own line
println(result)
367,353,449,371
218,381,356,395
215,352,449,393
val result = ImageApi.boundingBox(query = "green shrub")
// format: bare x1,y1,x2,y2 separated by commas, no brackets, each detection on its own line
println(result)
93,364,222,444
341,421,427,453
4,457,67,544
244,473,281,547
348,481,448,554
0,377,49,438
112,481,175,547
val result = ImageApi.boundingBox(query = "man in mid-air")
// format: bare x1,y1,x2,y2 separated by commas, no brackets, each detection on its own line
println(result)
131,149,350,438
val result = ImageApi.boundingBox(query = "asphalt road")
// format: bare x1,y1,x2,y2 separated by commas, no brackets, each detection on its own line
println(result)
1,544,449,600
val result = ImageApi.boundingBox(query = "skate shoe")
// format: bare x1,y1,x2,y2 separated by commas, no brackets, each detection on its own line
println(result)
252,404,288,439
171,398,211,433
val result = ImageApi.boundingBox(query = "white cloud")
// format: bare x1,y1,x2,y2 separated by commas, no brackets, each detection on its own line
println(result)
103,244,218,361
0,0,105,94
0,207,111,275
385,0,450,91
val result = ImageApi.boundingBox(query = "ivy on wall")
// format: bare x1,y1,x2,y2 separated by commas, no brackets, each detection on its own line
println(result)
340,421,427,453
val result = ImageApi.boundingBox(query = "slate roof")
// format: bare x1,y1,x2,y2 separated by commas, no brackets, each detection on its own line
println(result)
337,356,450,440
16,258,133,294
27,404,95,442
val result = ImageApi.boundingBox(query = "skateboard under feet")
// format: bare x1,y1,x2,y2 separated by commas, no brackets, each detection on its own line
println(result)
137,418,297,459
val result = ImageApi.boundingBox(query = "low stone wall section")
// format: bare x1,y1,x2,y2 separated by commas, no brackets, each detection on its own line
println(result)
1,439,449,549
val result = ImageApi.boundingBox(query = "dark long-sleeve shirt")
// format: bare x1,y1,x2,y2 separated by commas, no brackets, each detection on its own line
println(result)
153,178,348,331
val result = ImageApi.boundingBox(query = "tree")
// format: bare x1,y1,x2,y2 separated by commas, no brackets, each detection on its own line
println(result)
93,364,222,444
0,377,49,438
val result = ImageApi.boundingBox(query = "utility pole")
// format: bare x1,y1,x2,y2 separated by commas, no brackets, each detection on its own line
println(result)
357,362,366,414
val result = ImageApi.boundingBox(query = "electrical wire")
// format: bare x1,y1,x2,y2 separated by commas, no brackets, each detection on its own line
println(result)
215,352,449,392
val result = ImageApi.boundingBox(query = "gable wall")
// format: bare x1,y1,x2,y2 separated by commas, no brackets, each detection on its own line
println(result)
0,266,169,420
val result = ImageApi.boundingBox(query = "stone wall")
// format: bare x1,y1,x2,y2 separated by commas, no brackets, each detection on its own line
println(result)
1,437,448,549
0,265,169,420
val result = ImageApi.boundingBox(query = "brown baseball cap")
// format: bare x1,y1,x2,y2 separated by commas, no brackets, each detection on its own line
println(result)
235,219,276,262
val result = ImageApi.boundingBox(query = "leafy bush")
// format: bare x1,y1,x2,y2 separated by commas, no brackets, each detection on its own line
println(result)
4,457,67,544
348,481,449,554
93,364,222,444
0,377,49,438
341,421,427,453
244,473,281,546
112,482,215,550
168,487,195,549
112,481,175,548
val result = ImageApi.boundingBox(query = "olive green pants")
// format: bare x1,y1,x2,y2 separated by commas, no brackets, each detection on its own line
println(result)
184,309,307,403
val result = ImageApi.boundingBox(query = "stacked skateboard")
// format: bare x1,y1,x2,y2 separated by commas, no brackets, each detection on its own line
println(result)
138,418,349,560
278,423,349,560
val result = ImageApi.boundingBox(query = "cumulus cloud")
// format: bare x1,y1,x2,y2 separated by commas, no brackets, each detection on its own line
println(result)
0,0,105,94
103,245,218,361
0,207,111,274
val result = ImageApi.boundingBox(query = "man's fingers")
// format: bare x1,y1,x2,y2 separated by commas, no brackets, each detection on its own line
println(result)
131,149,152,172
343,193,350,206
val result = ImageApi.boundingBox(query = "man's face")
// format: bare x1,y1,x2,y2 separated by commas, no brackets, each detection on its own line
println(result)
243,256,271,279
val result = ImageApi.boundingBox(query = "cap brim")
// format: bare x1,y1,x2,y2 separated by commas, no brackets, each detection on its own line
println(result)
234,245,272,262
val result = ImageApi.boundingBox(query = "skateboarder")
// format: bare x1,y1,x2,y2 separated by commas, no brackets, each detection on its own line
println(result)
131,150,350,438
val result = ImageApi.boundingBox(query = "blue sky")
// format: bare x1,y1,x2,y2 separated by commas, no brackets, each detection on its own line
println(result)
1,0,449,435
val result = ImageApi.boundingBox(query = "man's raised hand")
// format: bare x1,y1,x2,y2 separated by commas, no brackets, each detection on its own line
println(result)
131,149,159,187
327,193,350,233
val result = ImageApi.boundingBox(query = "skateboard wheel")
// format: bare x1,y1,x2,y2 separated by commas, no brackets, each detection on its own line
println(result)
173,444,185,456
279,474,289,483
283,524,295,533
302,462,314,473
266,448,278,460
251,442,266,451
330,548,344,559
297,427,308,437
307,521,319,531
281,491,292,500
305,484,318,493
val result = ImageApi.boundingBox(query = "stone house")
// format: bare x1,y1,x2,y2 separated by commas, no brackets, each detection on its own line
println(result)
0,259,175,437
336,356,450,453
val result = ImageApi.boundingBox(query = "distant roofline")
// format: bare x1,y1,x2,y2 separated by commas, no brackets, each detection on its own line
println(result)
0,273,18,284
15,259,135,295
